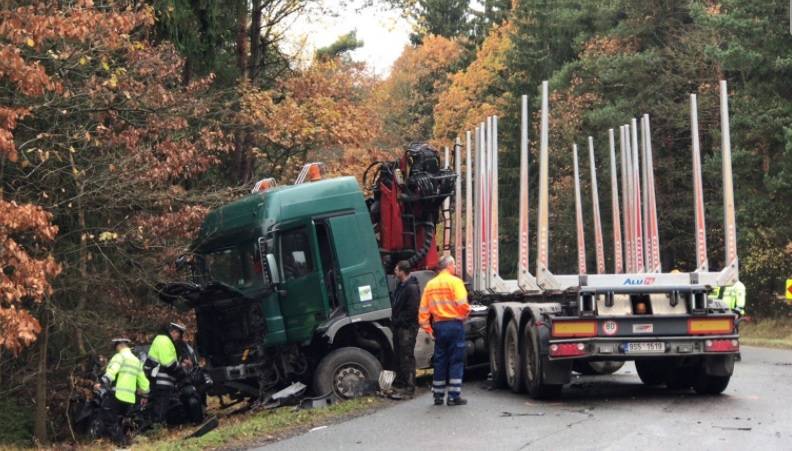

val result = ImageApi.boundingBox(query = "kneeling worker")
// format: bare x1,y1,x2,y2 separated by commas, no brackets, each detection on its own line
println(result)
419,256,470,406
97,338,149,446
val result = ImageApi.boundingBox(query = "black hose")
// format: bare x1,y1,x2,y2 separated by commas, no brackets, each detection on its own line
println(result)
407,222,435,268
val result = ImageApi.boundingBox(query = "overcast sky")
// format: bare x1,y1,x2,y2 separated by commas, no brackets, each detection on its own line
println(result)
284,1,413,77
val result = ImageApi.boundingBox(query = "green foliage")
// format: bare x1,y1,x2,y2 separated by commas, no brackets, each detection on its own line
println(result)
0,397,33,446
410,0,471,44
316,31,365,61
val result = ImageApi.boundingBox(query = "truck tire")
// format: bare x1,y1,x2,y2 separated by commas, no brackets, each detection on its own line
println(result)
635,359,667,386
503,319,525,393
313,347,382,400
573,361,625,375
522,319,562,399
488,321,507,388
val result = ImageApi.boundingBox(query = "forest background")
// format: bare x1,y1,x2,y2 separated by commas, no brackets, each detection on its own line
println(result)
2,0,791,445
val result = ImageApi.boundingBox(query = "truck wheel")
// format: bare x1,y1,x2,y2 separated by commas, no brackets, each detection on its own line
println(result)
522,319,562,399
313,347,382,400
488,321,507,388
503,319,525,393
693,367,731,395
635,359,667,386
574,361,624,375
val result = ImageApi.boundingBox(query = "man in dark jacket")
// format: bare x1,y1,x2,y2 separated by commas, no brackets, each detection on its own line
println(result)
391,260,421,396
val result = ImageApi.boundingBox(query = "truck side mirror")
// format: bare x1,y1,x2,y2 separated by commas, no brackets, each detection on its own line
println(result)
258,237,281,287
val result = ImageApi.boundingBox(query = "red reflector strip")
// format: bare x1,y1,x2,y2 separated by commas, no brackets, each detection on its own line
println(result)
551,320,597,338
705,339,739,352
549,342,588,357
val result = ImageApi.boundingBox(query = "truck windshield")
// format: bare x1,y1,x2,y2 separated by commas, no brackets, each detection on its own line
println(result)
202,241,264,291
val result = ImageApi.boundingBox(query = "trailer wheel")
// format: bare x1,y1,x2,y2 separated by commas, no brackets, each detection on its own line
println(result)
488,321,507,388
503,319,525,393
665,366,695,390
693,370,730,395
522,319,562,399
574,361,625,375
313,347,382,400
635,359,667,386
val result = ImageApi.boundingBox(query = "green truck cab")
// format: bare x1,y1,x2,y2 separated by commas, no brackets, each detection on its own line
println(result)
161,177,396,400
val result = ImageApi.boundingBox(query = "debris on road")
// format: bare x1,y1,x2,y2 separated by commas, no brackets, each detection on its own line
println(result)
500,411,545,417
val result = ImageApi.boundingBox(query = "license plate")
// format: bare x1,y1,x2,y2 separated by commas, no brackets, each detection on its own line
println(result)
625,342,665,353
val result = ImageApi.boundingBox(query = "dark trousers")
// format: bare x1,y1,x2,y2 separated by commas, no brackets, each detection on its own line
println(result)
150,386,173,424
432,320,465,400
393,325,418,391
100,395,132,445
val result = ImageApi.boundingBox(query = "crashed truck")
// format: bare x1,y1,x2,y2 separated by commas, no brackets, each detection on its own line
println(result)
160,79,740,402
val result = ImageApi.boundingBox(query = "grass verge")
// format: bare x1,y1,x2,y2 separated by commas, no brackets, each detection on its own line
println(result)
740,318,792,349
142,397,383,451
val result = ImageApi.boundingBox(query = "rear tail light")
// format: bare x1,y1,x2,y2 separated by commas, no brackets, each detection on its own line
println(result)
688,317,734,335
705,339,739,352
549,342,588,357
552,320,597,338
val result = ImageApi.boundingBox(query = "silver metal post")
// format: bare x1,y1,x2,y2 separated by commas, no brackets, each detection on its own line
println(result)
690,94,708,272
720,80,738,280
589,136,606,274
640,117,650,270
620,125,632,273
630,118,644,273
536,81,557,288
573,143,587,275
473,126,481,290
454,138,463,272
518,95,532,288
608,128,623,273
490,115,500,287
643,114,661,272
465,130,474,281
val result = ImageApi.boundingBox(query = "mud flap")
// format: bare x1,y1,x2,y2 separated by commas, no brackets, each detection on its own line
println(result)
703,355,735,377
543,359,572,385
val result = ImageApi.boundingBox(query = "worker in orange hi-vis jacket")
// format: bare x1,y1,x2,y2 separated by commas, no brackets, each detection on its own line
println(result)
419,256,470,406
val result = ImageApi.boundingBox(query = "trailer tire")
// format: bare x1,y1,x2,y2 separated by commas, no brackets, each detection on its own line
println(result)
635,359,667,386
693,371,730,395
488,321,507,388
574,361,625,375
522,319,562,399
313,347,382,400
504,319,525,393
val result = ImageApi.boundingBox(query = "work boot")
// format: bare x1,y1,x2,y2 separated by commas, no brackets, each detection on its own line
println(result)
433,397,444,406
447,397,468,406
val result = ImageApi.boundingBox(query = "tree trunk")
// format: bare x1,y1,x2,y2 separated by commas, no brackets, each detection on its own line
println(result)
70,153,87,355
236,3,249,80
33,305,50,445
249,0,262,82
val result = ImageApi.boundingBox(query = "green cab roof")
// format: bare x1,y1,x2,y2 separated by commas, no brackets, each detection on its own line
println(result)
192,176,365,252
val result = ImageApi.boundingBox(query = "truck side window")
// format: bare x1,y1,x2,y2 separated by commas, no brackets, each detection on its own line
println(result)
280,227,314,281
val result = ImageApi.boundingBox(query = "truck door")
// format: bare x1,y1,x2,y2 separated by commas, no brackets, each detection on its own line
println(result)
277,223,329,342
327,213,391,316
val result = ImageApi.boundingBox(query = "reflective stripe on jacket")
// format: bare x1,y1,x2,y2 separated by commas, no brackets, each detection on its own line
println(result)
105,347,149,404
418,269,470,334
148,334,178,387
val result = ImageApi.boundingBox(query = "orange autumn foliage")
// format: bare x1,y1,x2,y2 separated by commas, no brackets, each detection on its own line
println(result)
434,21,514,142
0,1,153,353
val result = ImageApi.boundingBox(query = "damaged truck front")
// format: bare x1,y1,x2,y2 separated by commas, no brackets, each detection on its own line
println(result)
160,177,396,402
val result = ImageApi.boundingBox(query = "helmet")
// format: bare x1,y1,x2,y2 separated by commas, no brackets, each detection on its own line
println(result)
111,337,131,346
169,322,187,333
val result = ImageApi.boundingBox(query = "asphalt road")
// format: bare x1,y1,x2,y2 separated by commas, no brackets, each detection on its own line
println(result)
257,346,792,451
